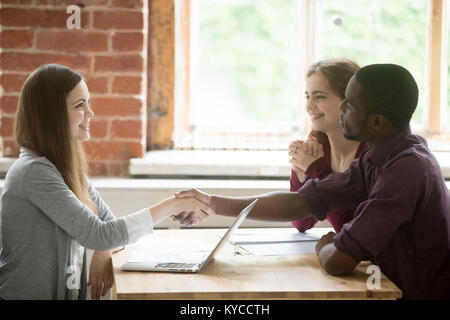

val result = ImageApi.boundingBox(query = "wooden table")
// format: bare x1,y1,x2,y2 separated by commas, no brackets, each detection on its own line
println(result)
111,228,402,300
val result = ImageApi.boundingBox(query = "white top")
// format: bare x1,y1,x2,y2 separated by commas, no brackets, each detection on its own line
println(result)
66,207,153,299
67,239,85,300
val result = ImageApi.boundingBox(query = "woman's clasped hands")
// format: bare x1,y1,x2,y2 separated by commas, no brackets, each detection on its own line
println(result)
288,133,325,182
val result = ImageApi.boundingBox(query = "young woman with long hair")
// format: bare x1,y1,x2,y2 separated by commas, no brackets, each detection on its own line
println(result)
0,64,210,300
288,59,368,233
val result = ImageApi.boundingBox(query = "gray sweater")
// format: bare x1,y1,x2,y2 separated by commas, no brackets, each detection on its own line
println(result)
0,148,152,299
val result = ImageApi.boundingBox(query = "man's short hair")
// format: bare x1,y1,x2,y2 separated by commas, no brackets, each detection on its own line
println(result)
355,64,418,131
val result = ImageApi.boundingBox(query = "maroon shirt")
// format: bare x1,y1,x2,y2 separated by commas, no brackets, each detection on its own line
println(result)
290,140,367,232
299,127,450,299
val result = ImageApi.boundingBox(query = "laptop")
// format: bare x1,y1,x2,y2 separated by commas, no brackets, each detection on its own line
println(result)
120,199,258,273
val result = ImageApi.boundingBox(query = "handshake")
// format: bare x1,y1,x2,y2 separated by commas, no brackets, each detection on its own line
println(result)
151,131,328,228
156,189,216,226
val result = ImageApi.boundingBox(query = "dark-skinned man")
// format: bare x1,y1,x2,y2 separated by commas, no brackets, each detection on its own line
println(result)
172,64,450,300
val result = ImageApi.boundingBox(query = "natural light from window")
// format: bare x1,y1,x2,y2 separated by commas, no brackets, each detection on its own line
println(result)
176,0,445,150
320,0,427,129
185,0,302,149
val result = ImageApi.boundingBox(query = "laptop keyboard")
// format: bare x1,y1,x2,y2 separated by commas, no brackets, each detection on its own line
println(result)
155,262,198,269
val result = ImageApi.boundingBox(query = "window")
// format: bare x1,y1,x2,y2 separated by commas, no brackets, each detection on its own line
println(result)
165,0,450,151
320,0,427,128
174,0,305,150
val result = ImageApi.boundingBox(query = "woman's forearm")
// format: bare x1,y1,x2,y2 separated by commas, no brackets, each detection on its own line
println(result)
149,196,177,225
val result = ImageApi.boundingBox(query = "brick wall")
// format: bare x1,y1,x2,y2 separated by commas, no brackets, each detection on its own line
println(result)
0,0,148,176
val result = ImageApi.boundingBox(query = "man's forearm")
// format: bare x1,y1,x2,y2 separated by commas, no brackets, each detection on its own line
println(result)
212,191,311,222
316,240,359,276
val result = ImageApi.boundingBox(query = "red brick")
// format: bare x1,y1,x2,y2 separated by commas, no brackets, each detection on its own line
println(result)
86,160,130,177
85,76,109,94
0,95,19,114
0,74,28,93
94,55,143,72
91,97,142,116
112,76,141,94
0,116,15,136
112,32,143,51
84,140,143,160
93,11,143,29
84,141,121,159
1,139,20,157
89,119,108,138
0,52,91,72
107,161,130,177
1,0,34,4
0,30,34,49
86,160,108,176
37,0,108,5
36,31,108,52
0,8,89,28
110,0,143,9
111,119,142,139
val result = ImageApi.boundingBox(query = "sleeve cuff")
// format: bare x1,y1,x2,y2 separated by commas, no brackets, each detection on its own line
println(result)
298,179,328,221
333,228,370,262
123,208,154,244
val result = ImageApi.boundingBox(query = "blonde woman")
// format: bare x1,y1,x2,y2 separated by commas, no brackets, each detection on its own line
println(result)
0,64,210,300
288,59,367,233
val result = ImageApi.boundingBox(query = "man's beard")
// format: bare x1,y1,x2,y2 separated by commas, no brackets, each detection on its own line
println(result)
343,132,362,141
341,114,368,142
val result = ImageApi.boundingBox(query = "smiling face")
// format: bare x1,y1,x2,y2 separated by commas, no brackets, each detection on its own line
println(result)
66,80,93,141
305,72,344,134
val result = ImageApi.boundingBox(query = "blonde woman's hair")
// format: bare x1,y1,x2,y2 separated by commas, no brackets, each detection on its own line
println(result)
14,64,97,215
307,58,360,99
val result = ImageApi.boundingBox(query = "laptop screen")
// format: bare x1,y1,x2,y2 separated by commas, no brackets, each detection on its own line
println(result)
201,199,258,266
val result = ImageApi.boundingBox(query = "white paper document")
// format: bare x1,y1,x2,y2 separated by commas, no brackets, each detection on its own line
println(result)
229,228,334,256
238,241,318,256
229,228,321,245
